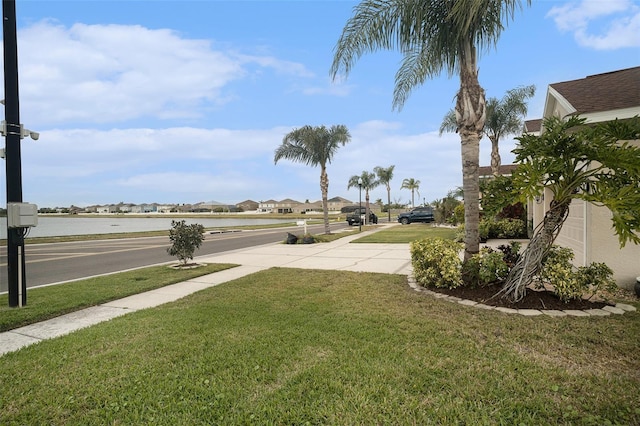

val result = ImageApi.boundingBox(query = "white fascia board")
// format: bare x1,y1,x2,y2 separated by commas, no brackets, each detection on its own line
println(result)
581,107,640,124
545,86,577,119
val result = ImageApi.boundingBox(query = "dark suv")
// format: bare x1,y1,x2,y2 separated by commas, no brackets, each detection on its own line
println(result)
397,207,434,225
346,208,378,225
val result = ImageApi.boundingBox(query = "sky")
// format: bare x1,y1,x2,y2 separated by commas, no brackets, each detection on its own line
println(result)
0,0,638,208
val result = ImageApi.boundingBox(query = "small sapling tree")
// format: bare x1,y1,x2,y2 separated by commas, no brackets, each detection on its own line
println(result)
167,220,205,265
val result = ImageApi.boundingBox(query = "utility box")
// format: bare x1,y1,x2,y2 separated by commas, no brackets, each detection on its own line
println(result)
7,202,38,228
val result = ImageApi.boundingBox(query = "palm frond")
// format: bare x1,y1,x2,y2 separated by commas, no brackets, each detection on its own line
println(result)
438,109,458,135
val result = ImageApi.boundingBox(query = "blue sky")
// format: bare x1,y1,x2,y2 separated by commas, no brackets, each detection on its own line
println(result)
1,0,638,208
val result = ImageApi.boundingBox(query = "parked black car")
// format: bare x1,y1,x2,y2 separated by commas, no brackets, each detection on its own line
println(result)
346,208,378,225
397,207,434,225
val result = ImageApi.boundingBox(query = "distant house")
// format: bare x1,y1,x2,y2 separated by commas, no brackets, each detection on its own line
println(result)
274,198,299,214
525,67,640,290
478,164,518,179
139,204,156,213
523,119,542,136
256,197,354,214
176,204,193,213
236,200,259,212
96,205,116,214
117,203,134,213
327,196,354,212
258,199,277,213
194,201,229,212
156,204,174,213
295,201,322,214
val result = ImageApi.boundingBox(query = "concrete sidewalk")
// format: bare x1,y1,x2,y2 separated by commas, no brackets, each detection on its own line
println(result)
0,226,411,356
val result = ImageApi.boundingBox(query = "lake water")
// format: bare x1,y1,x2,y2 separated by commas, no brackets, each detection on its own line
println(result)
0,216,296,238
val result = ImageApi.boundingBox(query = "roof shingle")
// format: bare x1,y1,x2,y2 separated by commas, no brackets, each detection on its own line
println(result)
550,66,640,114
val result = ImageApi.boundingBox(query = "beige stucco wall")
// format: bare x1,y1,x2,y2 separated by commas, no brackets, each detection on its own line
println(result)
555,199,585,265
587,203,640,291
531,190,639,291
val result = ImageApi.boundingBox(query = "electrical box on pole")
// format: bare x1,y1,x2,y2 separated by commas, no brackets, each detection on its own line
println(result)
7,202,38,228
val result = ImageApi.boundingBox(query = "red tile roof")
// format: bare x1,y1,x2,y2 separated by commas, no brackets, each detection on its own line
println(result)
550,66,640,114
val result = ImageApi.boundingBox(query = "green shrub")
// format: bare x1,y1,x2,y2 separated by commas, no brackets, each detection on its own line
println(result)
575,262,617,300
463,248,509,287
478,250,509,286
452,203,465,225
454,224,465,242
410,238,463,289
537,246,616,302
461,255,480,287
495,218,526,238
479,220,491,241
496,241,522,267
167,220,205,265
478,218,527,240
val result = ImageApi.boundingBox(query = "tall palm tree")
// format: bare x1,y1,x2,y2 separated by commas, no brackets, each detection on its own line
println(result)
348,171,379,222
400,178,420,208
374,165,395,222
331,0,530,260
274,125,351,234
440,85,535,176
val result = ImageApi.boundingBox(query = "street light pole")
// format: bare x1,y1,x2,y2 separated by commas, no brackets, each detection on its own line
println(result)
3,0,26,307
358,177,362,233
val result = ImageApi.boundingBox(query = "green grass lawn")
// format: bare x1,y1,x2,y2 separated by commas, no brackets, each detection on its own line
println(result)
1,268,638,425
354,223,457,243
1,224,638,424
0,263,237,332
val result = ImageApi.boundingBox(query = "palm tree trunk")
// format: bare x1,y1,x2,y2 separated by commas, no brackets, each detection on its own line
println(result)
490,136,501,176
499,200,570,302
456,48,485,261
365,190,370,224
387,188,391,222
460,130,481,261
320,166,330,234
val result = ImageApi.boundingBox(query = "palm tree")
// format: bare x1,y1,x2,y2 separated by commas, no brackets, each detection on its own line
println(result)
440,85,535,176
400,178,420,208
348,171,379,222
274,125,351,234
374,165,395,222
331,0,530,261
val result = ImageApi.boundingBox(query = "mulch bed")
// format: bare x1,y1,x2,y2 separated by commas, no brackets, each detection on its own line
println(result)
427,284,611,310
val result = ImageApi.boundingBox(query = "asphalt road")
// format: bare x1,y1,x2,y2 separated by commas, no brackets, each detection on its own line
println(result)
0,222,350,291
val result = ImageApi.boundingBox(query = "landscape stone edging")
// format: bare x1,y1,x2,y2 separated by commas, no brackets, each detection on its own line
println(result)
407,275,637,317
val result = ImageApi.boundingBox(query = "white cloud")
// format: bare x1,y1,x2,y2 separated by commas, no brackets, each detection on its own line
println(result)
23,126,289,178
115,171,257,194
234,53,315,78
301,77,353,96
16,20,313,126
547,0,640,49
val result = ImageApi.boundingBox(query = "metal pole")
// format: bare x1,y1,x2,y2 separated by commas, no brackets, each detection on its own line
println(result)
3,0,26,307
358,184,362,233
